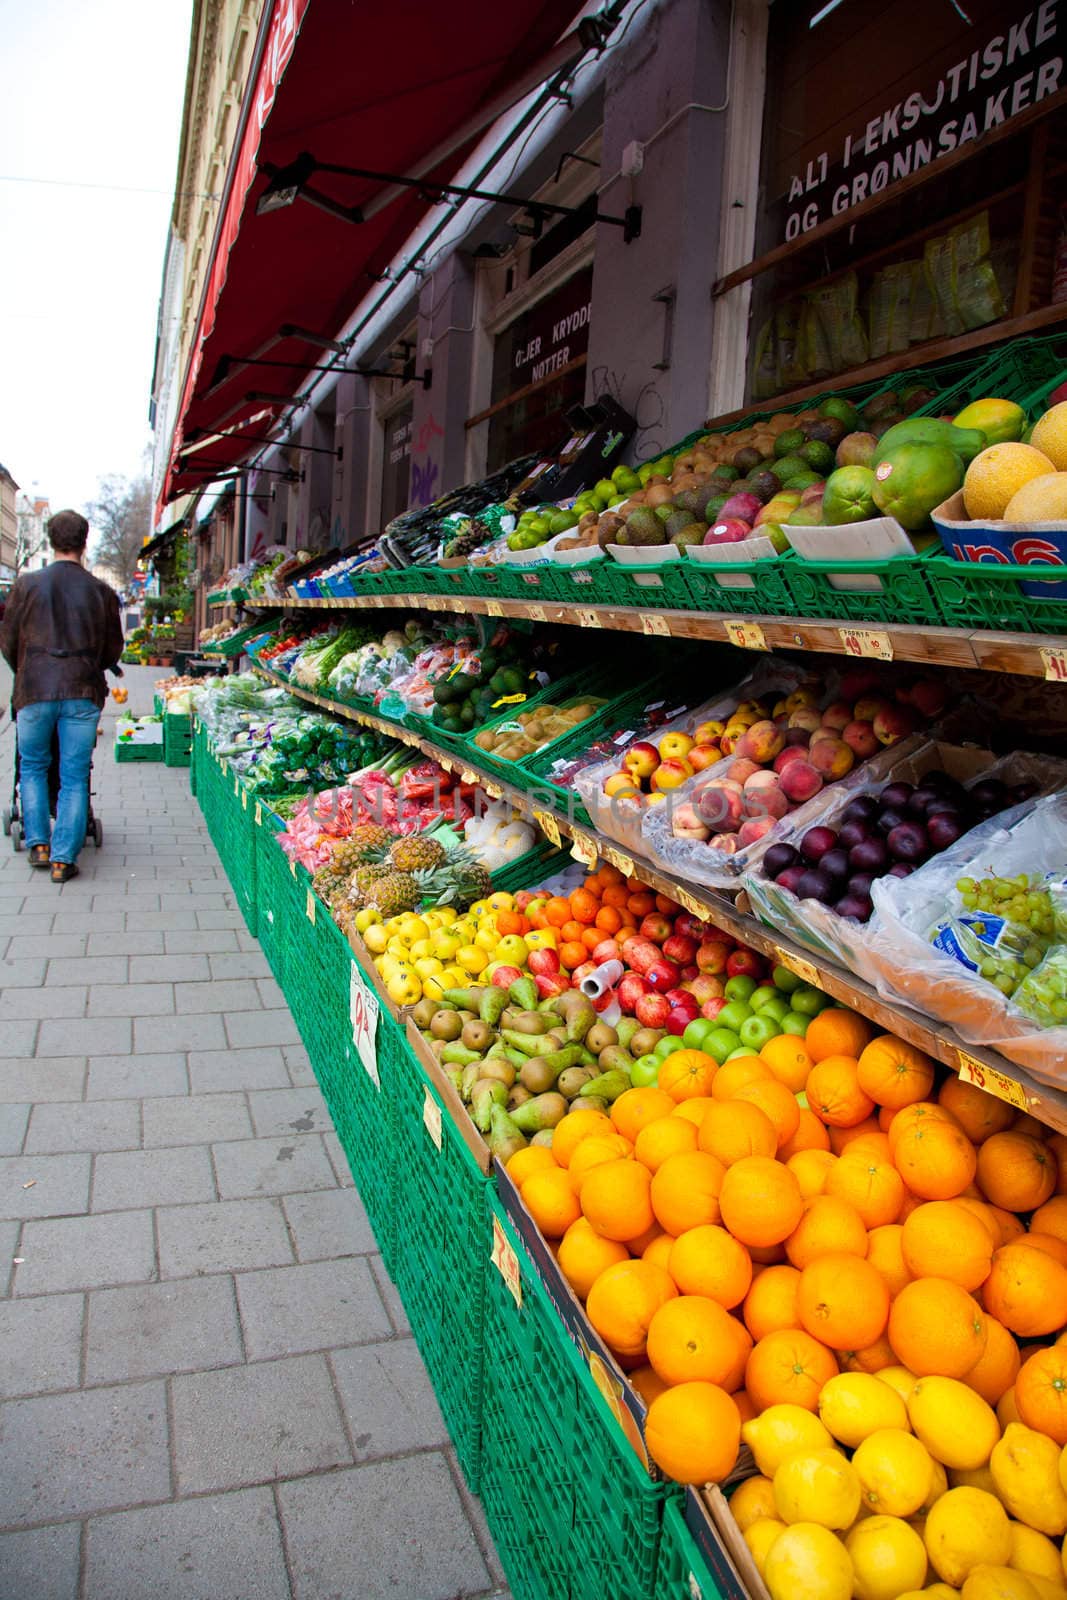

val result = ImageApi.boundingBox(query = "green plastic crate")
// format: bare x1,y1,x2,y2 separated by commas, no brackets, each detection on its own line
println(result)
785,546,943,626
253,808,304,982
114,740,163,763
679,553,795,616
543,558,616,607
489,842,573,895
927,552,1067,634
163,711,193,769
480,1198,676,1600
982,332,1067,412
597,559,694,611
655,1495,745,1600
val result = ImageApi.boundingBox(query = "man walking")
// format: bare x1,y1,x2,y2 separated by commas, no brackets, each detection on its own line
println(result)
0,510,123,883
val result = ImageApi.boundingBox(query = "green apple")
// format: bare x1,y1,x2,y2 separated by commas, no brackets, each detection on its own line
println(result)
780,1011,810,1036
772,965,802,993
703,1028,742,1065
682,1018,719,1051
717,1000,753,1033
759,996,792,1025
739,1013,781,1052
748,986,781,1013
724,975,758,1004
791,986,829,1017
655,1035,687,1061
725,1047,758,1062
630,1054,662,1087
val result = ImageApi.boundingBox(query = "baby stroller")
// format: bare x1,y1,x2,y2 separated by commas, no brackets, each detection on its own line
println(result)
2,716,103,852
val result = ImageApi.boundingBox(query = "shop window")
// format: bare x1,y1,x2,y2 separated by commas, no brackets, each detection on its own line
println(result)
380,403,413,527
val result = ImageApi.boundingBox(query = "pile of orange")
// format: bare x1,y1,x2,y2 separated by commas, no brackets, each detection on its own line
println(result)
519,864,679,971
507,1006,1067,1489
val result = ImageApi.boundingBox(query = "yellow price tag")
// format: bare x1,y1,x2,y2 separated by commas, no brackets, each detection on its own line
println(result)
526,604,547,622
240,787,248,811
255,802,262,825
674,886,708,919
1040,646,1067,683
957,1049,1029,1111
305,888,316,924
485,600,504,617
422,1087,443,1150
424,595,445,611
570,832,598,867
642,614,672,636
534,810,562,848
601,843,635,877
460,768,479,786
490,1214,522,1308
723,620,768,651
838,627,894,662
576,609,602,629
779,951,821,988
233,774,240,796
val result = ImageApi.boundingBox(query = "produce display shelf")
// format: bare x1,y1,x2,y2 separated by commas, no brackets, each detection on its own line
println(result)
206,587,247,607
249,659,1067,1135
238,593,1067,682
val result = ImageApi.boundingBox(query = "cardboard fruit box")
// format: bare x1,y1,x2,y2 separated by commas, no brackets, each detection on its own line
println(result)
933,490,1067,601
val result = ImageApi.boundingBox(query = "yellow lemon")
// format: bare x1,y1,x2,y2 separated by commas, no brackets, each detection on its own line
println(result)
764,1522,854,1600
1008,1523,1064,1585
845,1513,928,1600
744,1518,788,1578
990,1424,1067,1537
963,444,1055,520
742,1405,835,1478
876,1366,918,1405
363,924,388,953
951,1463,997,1494
818,1373,910,1447
773,1448,861,1530
923,1456,949,1510
1003,470,1067,523
925,1487,1012,1587
1027,1577,1067,1600
456,945,488,975
962,1567,1042,1600
852,1429,935,1517
730,1475,778,1531
908,1377,1000,1471
914,1589,963,1600
954,398,1027,446
1030,402,1067,470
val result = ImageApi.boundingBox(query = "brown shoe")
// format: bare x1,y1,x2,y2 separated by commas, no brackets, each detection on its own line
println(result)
29,844,50,868
50,862,79,884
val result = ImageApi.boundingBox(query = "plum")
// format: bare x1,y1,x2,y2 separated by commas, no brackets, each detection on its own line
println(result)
835,892,874,922
880,782,915,810
850,837,888,873
848,873,875,898
970,779,1009,812
887,821,929,863
796,868,835,903
820,848,850,882
888,863,916,879
1011,781,1039,804
927,812,965,850
776,865,807,894
801,826,838,864
907,787,939,817
926,798,963,819
841,795,879,824
876,807,907,835
838,819,872,852
764,842,801,878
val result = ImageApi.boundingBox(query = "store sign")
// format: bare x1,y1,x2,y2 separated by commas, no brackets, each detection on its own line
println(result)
762,0,1065,247
380,403,413,527
349,963,380,1087
492,266,594,399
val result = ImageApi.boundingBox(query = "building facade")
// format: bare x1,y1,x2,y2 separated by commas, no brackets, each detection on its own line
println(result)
15,493,50,574
0,464,20,580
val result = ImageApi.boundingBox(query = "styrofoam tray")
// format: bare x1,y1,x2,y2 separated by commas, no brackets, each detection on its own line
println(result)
606,543,681,565
787,516,914,591
687,535,780,589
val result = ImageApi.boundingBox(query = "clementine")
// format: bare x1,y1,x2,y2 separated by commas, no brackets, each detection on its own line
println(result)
669,1224,753,1308
719,1157,804,1248
650,1151,726,1235
796,1253,890,1350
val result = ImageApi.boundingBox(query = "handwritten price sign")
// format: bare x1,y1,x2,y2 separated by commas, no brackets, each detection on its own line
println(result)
533,810,562,848
723,620,768,651
485,600,504,617
526,604,547,622
642,614,672,636
839,628,894,662
305,888,316,925
576,609,603,629
422,1087,443,1150
491,1214,523,1308
350,964,381,1087
956,1049,1028,1111
1040,647,1067,682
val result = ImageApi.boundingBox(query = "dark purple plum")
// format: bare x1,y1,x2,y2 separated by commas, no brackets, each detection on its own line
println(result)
848,873,875,898
835,892,874,922
796,869,835,904
839,820,872,852
776,865,807,894
887,821,929,863
888,863,916,878
969,779,1009,812
850,837,888,873
801,826,838,864
820,849,850,882
764,842,801,879
876,807,907,835
880,782,915,810
907,787,939,817
926,798,963,819
1011,781,1039,804
927,813,965,851
841,795,879,825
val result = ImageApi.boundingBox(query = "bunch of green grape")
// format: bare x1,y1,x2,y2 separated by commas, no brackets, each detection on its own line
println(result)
1014,946,1067,1027
956,874,1056,938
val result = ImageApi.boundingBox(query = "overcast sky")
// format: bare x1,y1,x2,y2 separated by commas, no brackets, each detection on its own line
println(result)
0,0,193,520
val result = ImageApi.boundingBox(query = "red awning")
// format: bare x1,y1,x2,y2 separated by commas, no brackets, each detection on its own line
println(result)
164,0,589,506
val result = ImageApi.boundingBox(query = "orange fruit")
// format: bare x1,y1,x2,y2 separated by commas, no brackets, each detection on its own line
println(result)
521,1167,581,1239
779,1109,833,1160
602,884,629,909
888,1278,987,1377
669,1224,753,1308
629,1220,669,1256
568,888,600,923
1048,1132,1067,1194
698,1101,777,1166
865,1224,912,1297
887,1100,959,1151
826,1149,905,1228
759,1035,814,1093
893,1118,977,1200
855,1034,936,1110
787,1149,838,1199
629,1364,669,1407
900,1201,994,1291
953,1196,1002,1248
732,1389,758,1424
840,1334,897,1374
938,1076,1015,1144
845,1131,893,1161
586,1258,678,1359
557,1216,630,1299
1013,1112,1048,1138
568,1134,634,1192
712,1058,772,1101
611,1087,676,1144
559,940,588,971
804,1008,874,1064
829,1117,883,1156
785,1194,868,1268
594,904,623,935
560,920,585,944
745,1327,839,1412
634,1116,698,1173
733,1079,801,1150
984,1241,1067,1336
998,1386,1021,1428
506,1146,558,1186
650,1151,726,1236
976,1131,1057,1213
720,1157,804,1249
1017,1231,1067,1265
796,1253,890,1350
806,1056,875,1128
1030,1195,1067,1243
987,1205,1027,1247
742,1264,802,1341
552,1108,613,1167
645,1381,741,1484
581,1159,655,1243
642,1234,677,1273
961,1313,1020,1406
1014,1344,1067,1444
544,896,572,927
672,1097,715,1130
647,1295,747,1387
659,1049,718,1102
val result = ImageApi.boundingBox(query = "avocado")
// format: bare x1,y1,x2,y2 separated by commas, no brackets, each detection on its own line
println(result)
625,507,666,546
774,429,806,458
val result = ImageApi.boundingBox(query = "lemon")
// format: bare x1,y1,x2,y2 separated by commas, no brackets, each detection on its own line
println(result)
896,1590,955,1600
1027,1577,1067,1600
742,1405,835,1477
764,1522,854,1600
853,1428,936,1517
925,1487,1012,1587
951,1463,997,1494
744,1517,788,1577
818,1372,910,1447
1030,403,1067,469
1009,1523,1064,1585
924,1456,949,1510
845,1513,929,1600
955,398,1027,446
774,1448,861,1530
962,1566,1042,1600
963,444,1055,520
990,1424,1067,1537
730,1474,778,1531
876,1365,919,1404
1003,470,1067,523
908,1377,1000,1470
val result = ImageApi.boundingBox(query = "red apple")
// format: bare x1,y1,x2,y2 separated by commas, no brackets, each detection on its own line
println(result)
696,939,731,975
635,990,671,1028
514,891,535,911
680,964,700,982
490,964,523,989
663,933,698,965
645,959,682,991
592,939,621,965
573,961,598,983
639,913,673,944
726,949,764,980
701,996,729,1020
527,948,560,976
535,972,572,998
675,913,710,941
622,937,660,972
688,974,725,1004
617,972,651,1013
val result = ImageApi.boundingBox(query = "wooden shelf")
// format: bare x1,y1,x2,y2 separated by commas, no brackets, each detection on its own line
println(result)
249,660,1067,1136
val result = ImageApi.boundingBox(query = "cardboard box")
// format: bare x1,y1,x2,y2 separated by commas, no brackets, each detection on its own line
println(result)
933,490,1067,600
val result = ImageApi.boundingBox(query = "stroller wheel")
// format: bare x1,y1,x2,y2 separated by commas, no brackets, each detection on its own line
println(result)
1,807,10,836
93,818,103,848
11,820,22,851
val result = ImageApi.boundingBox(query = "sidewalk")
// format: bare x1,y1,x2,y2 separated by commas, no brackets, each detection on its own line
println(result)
0,667,509,1600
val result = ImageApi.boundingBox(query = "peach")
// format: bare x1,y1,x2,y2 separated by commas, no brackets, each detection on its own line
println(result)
785,689,819,713
808,725,840,747
694,780,744,831
671,803,710,841
738,816,776,847
743,782,789,821
842,720,877,758
772,698,791,719
688,743,720,772
659,731,695,761
905,679,946,718
820,700,853,731
778,760,824,805
737,720,785,764
774,745,809,774
809,737,855,780
853,696,893,725
787,706,822,733
728,757,761,785
709,833,740,856
695,719,726,744
604,772,642,799
873,704,917,746
651,757,695,792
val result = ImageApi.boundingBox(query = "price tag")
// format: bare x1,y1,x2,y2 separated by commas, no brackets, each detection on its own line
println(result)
1040,646,1067,682
233,774,240,796
642,614,672,636
674,886,709,919
255,802,262,825
350,963,381,1086
422,1087,443,1150
570,832,598,867
534,810,562,848
838,627,894,662
460,768,479,786
527,604,547,622
779,950,821,988
241,787,248,810
424,595,445,611
305,888,316,924
576,609,603,629
490,1214,523,1308
601,843,635,876
485,600,504,617
723,620,768,652
957,1049,1029,1111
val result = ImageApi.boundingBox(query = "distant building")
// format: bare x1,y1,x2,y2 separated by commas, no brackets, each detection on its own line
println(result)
0,464,19,580
15,493,50,574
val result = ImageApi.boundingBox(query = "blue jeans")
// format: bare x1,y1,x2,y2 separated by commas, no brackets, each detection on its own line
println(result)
16,699,99,863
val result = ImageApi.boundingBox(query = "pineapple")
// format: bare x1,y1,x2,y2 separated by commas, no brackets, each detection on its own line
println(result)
388,832,445,874
414,844,492,911
366,871,420,917
351,862,388,898
312,866,348,905
332,824,391,872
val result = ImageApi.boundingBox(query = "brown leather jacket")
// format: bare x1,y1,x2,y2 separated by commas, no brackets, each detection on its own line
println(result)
0,562,124,711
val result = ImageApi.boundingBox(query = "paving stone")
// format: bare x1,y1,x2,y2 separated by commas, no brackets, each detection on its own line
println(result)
174,976,264,1013
208,950,271,980
163,928,240,953
127,910,198,931
129,952,209,983
278,1454,490,1600
247,1087,329,1138
87,1051,189,1100
195,908,247,930
38,1015,129,1057
0,1380,170,1523
65,912,126,934
256,976,286,1009
0,912,54,937
0,957,48,987
0,1291,84,1397
322,1128,355,1188
0,983,86,1019
331,1339,449,1460
0,1057,86,1102
0,1103,29,1156
158,1197,294,1278
282,1187,377,1261
213,1134,337,1200
86,1275,241,1383
0,1521,82,1600
172,1354,351,1494
143,1092,252,1148
89,981,175,1016
237,1256,391,1360
134,1010,226,1053
44,954,129,985
188,1047,290,1094
87,929,165,955
93,1145,215,1211
283,1042,316,1086
0,1218,20,1297
24,1099,141,1155
224,1008,301,1048
0,1153,90,1219
84,1488,290,1600
90,892,161,914
0,1019,38,1054
9,933,86,960
370,1255,411,1338
14,1210,155,1295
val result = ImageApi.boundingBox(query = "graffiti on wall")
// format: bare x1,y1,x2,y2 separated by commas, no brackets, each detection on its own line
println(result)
409,412,445,507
